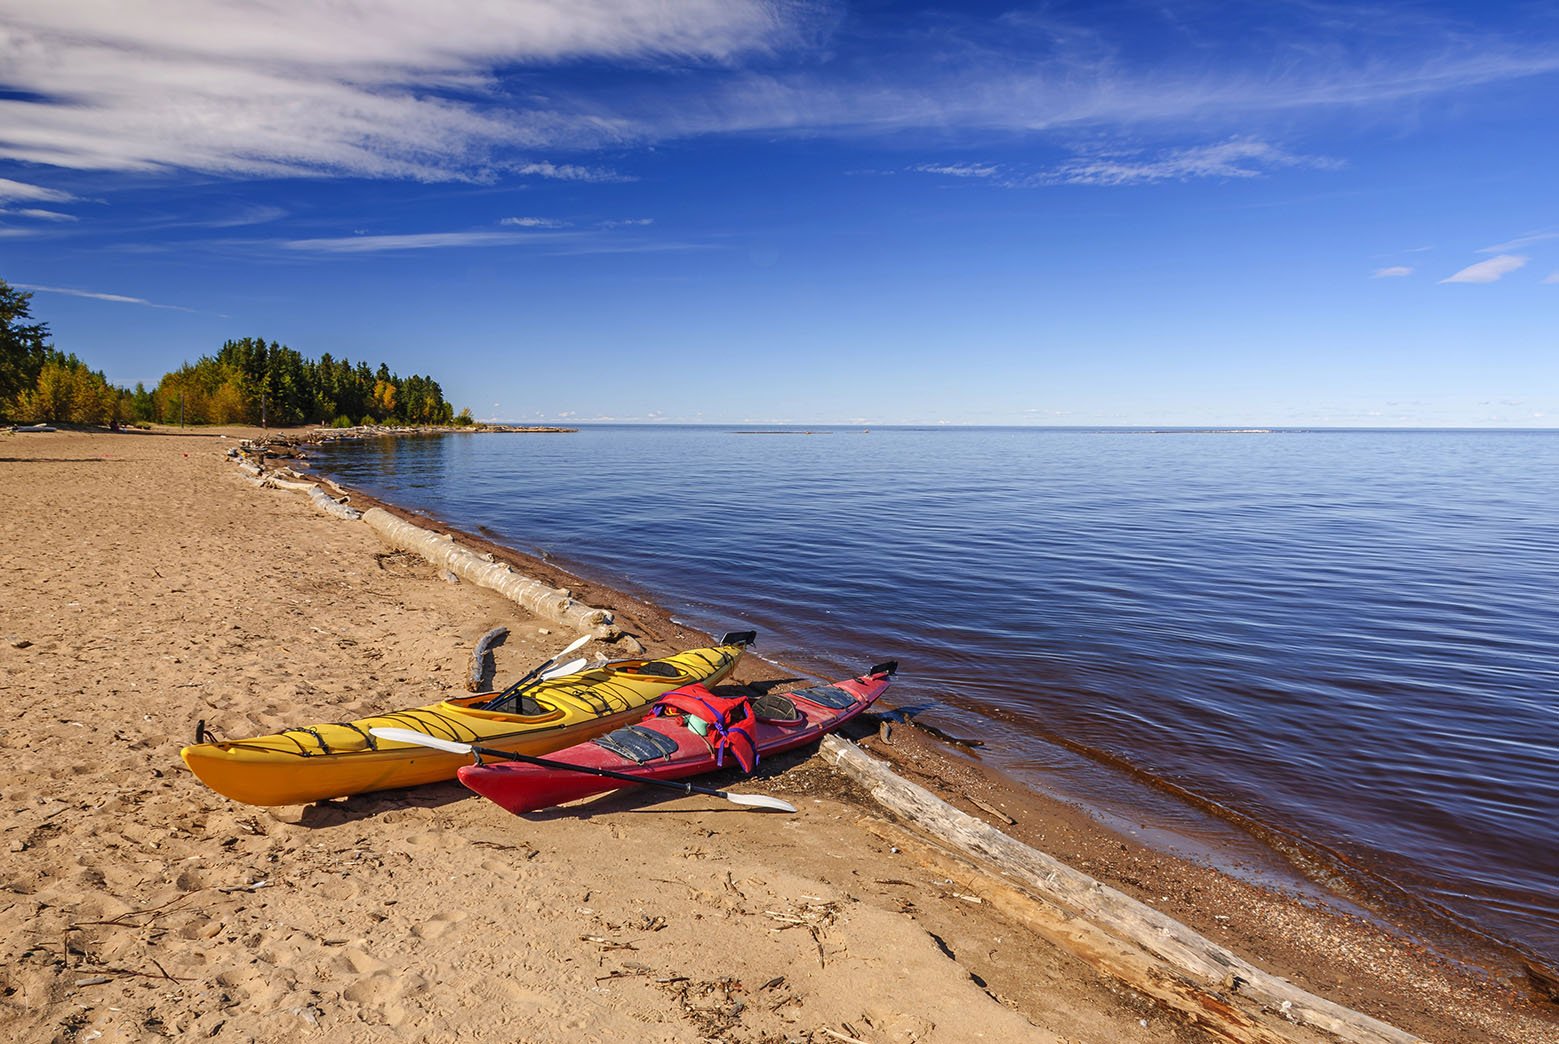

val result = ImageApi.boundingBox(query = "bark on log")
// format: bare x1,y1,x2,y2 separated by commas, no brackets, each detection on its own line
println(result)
819,736,1422,1044
361,507,614,635
307,485,363,520
468,626,509,692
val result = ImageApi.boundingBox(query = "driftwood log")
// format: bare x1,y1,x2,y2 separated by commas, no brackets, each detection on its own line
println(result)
306,485,363,520
819,736,1422,1044
362,508,615,636
468,626,509,692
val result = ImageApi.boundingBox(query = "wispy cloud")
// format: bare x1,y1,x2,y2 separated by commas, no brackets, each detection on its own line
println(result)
0,177,74,202
1543,272,1559,285
911,163,1001,179
904,140,1337,188
500,216,566,228
17,282,195,311
600,218,654,229
197,205,288,228
1479,230,1559,253
513,162,633,183
1045,140,1339,186
1373,266,1413,278
0,207,76,221
1,4,1557,186
284,230,570,253
0,2,783,178
1440,254,1528,284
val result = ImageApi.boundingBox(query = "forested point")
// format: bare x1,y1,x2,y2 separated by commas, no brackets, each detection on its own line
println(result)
1,278,469,427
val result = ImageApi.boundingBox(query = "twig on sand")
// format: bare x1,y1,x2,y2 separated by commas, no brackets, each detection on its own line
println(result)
68,890,199,930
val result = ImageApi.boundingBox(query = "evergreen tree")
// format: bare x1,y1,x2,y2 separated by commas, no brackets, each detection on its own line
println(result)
1,279,52,417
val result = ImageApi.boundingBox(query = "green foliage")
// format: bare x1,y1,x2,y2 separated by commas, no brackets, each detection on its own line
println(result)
332,414,354,428
1,280,470,427
150,337,460,427
123,382,155,423
454,407,474,427
1,279,53,417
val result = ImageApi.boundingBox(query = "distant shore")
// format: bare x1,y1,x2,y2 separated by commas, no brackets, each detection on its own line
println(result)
1,423,1552,1044
306,422,577,441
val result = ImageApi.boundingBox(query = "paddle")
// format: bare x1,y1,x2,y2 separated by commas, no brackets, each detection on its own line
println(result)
538,657,588,680
480,634,593,711
368,727,797,813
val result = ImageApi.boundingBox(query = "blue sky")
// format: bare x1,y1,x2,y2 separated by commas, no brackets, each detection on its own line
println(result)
2,0,1557,426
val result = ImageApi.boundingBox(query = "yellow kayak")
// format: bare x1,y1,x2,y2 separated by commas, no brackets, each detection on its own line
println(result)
181,633,753,805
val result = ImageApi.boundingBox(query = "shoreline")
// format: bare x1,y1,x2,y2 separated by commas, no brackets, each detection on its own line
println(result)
304,430,1556,990
0,424,1552,1043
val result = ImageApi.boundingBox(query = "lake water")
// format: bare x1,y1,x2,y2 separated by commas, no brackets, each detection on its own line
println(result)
318,426,1559,964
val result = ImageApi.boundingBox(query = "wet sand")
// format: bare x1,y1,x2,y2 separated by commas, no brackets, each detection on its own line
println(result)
0,426,1552,1043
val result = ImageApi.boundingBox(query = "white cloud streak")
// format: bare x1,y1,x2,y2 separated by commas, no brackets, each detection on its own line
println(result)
912,163,1001,178
1045,140,1338,186
285,230,571,253
514,162,633,183
1479,230,1559,253
500,216,566,228
0,1,783,178
1373,266,1413,278
17,282,195,310
1,3,1557,185
906,140,1335,188
1440,254,1528,284
0,207,76,221
0,177,75,202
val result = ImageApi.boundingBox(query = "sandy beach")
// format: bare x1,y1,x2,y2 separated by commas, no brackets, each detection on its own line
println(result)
1,427,1553,1044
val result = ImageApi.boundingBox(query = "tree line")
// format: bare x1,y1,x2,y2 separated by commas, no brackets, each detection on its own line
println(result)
1,279,470,428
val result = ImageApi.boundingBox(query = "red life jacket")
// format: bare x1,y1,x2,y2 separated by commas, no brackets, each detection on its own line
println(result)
651,683,758,773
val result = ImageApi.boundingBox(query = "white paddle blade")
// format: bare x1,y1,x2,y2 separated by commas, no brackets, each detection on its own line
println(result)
559,634,591,657
538,657,588,680
726,793,797,813
369,727,474,755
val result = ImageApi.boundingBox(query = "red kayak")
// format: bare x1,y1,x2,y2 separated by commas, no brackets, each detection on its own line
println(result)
457,661,897,814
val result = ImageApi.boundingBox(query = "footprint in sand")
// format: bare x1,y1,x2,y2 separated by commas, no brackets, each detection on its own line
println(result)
344,969,426,1027
411,909,469,941
338,947,387,976
315,878,360,901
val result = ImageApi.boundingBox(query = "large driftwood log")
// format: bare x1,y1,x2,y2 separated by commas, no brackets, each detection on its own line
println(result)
362,507,614,635
819,736,1422,1044
264,474,317,493
306,485,363,520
